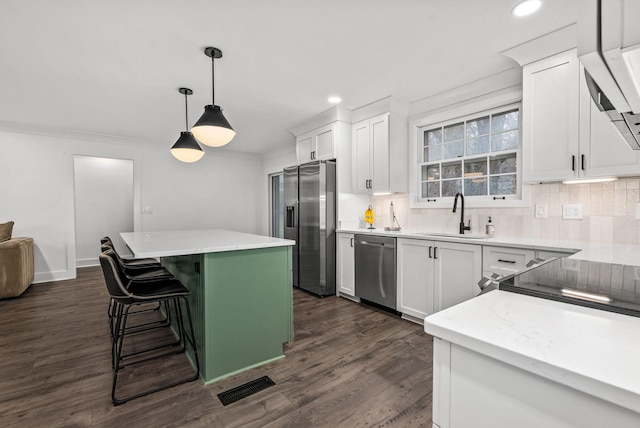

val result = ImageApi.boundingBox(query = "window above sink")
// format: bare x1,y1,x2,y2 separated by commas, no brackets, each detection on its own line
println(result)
409,94,530,209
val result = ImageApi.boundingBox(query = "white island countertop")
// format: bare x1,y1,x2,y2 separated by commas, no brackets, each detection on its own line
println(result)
120,229,295,258
424,290,640,414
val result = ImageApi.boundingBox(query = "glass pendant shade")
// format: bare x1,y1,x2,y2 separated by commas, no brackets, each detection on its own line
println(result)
170,131,204,163
191,105,236,147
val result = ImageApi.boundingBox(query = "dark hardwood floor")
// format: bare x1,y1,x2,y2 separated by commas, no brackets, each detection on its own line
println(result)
0,267,434,427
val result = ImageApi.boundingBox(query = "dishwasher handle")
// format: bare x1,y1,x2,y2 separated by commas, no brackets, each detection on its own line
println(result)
358,240,386,247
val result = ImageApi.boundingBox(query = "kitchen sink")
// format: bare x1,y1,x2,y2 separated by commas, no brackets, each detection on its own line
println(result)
417,232,490,240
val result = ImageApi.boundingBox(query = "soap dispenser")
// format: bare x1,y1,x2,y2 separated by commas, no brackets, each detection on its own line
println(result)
486,216,495,236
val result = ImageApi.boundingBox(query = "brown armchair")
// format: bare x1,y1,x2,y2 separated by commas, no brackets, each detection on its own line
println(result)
0,221,34,299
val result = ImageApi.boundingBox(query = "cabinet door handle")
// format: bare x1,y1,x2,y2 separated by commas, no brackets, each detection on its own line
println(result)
350,238,354,247
429,246,433,259
572,155,576,171
497,259,516,264
493,196,506,200
581,154,585,171
427,198,436,202
434,247,438,259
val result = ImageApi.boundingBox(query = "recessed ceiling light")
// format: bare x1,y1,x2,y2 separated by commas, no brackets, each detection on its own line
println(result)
328,96,342,104
511,0,541,17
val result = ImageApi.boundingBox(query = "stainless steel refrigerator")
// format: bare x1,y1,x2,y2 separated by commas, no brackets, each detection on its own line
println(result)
283,160,336,296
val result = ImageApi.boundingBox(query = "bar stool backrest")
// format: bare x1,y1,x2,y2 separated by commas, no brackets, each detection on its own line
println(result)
99,252,131,300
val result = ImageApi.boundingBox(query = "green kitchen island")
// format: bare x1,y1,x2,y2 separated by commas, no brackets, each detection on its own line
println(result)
120,229,294,384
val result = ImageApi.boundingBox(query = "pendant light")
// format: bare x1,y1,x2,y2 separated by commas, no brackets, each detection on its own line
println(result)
191,47,236,147
170,88,205,163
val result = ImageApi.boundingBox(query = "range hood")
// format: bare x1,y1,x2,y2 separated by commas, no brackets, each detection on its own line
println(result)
578,0,640,150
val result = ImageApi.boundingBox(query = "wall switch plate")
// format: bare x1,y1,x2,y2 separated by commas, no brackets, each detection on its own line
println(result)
636,203,640,220
141,206,153,214
562,204,583,220
535,204,548,219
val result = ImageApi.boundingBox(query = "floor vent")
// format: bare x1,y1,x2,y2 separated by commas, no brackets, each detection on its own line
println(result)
217,376,275,406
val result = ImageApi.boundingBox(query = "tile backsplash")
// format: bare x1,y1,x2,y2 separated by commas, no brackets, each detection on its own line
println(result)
370,178,640,244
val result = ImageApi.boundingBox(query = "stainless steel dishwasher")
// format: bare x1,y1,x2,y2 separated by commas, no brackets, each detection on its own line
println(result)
354,234,396,310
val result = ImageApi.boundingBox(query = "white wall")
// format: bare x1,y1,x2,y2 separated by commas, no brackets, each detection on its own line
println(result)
0,129,262,282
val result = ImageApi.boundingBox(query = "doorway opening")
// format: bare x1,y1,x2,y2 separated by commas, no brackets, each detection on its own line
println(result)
73,156,134,267
269,172,284,238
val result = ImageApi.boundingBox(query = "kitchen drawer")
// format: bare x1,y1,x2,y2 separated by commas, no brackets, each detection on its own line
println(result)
483,246,535,276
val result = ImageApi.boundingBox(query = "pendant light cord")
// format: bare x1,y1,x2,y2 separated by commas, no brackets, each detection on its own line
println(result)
211,55,215,106
184,90,189,131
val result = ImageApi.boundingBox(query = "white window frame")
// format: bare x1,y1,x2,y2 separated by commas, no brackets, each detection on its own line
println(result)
409,96,530,209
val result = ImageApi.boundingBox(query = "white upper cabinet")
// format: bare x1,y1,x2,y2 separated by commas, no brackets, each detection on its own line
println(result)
352,113,391,193
522,49,640,182
353,120,371,193
290,106,352,167
296,123,336,163
522,50,580,182
352,111,408,194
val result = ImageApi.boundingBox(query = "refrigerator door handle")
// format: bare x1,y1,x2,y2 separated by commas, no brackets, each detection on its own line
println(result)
285,206,295,228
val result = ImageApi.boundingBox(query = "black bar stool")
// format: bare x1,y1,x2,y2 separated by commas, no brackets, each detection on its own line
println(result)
99,253,200,405
102,249,175,338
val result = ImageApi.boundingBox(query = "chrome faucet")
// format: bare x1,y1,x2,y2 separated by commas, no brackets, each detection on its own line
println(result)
452,192,471,235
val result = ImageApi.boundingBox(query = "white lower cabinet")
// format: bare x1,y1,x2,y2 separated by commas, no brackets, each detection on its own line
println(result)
433,338,640,428
397,238,482,322
337,233,355,297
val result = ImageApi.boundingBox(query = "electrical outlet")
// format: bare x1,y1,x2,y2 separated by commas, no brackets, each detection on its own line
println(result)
535,204,548,219
562,204,583,220
561,258,581,272
141,206,153,214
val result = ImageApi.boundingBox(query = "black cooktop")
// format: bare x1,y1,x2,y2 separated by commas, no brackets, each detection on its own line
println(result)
498,257,640,317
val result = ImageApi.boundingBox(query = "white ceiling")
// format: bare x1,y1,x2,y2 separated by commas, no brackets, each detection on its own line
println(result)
0,0,578,157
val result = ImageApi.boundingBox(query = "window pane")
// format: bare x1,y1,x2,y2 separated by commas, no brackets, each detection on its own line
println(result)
422,164,440,181
466,136,489,156
425,145,442,162
492,110,519,132
426,129,442,145
421,182,440,198
427,182,440,198
490,153,517,174
464,158,487,177
441,161,462,179
490,174,517,195
491,130,518,151
442,140,464,159
442,179,462,197
464,177,487,196
466,116,490,138
443,123,464,142
421,182,428,198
